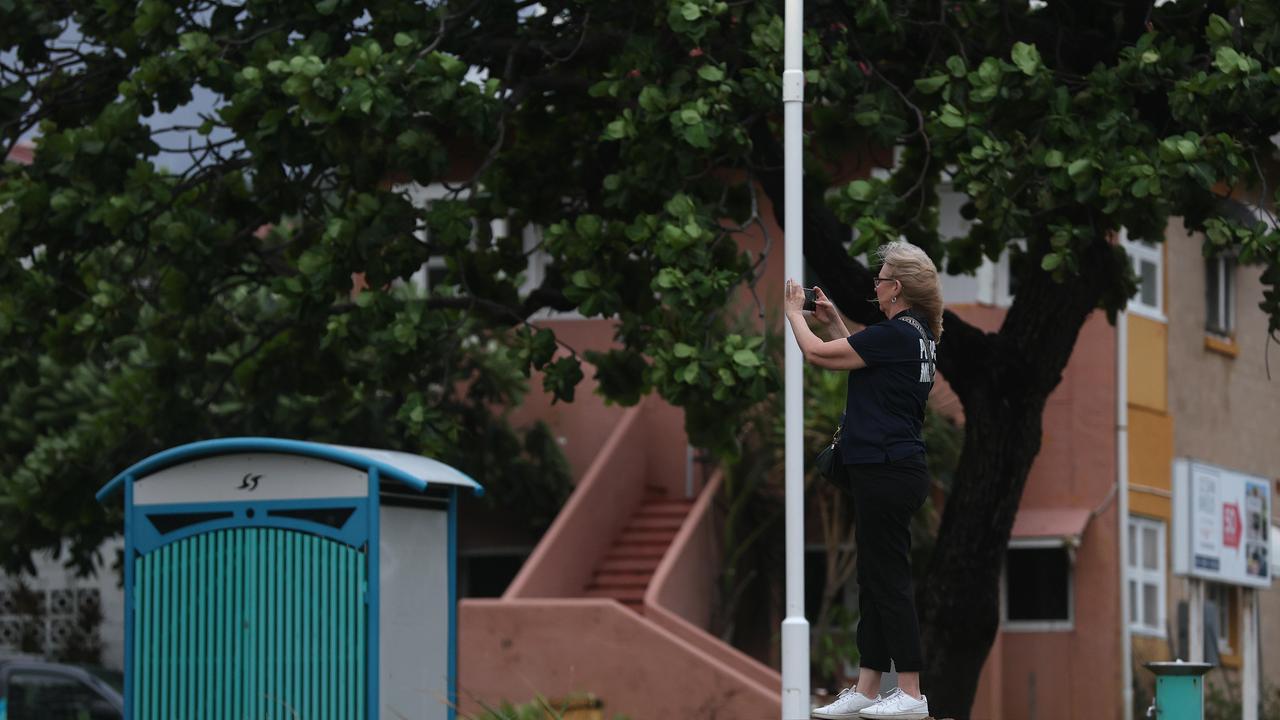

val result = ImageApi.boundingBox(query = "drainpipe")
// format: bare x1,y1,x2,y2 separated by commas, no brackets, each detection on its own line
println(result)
1118,308,1133,720
780,0,810,716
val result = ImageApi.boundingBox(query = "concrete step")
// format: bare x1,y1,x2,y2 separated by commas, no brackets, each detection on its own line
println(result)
635,501,695,517
604,545,666,561
598,557,662,573
584,586,644,604
623,516,685,531
590,572,651,588
616,530,678,546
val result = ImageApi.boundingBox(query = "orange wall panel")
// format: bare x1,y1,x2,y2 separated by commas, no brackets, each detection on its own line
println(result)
1129,491,1171,522
1127,405,1173,520
1127,316,1168,413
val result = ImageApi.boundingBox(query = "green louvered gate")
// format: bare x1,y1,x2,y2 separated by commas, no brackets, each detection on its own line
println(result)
133,528,367,720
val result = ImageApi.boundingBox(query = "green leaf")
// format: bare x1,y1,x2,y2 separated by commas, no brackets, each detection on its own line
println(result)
638,86,666,112
680,108,701,125
683,123,711,148
1206,14,1233,45
854,110,880,127
604,119,628,140
1011,42,1041,75
1214,47,1244,74
394,32,413,48
681,2,701,21
698,65,724,82
1067,158,1091,178
914,75,948,94
1141,50,1160,65
976,58,1002,85
316,0,338,15
732,349,760,368
673,342,696,358
574,214,602,239
846,180,874,201
945,56,966,78
1176,139,1198,160
1044,150,1064,168
938,104,965,129
1041,253,1062,271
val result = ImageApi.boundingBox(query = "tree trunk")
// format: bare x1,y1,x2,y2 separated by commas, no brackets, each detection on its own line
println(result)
917,236,1122,718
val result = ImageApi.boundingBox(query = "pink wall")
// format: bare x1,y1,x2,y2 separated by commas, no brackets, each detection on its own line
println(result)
968,308,1122,720
459,599,779,720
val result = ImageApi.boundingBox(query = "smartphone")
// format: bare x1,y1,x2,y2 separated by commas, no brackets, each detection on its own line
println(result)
802,287,817,313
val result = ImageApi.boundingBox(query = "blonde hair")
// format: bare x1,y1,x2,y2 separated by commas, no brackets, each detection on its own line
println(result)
877,240,945,340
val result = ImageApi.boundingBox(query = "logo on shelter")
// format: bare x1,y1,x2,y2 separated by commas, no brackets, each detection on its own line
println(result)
237,473,262,491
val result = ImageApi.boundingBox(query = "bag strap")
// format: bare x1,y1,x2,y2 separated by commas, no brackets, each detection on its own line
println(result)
896,313,929,341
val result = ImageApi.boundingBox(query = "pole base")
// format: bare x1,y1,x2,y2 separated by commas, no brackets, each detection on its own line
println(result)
780,616,810,719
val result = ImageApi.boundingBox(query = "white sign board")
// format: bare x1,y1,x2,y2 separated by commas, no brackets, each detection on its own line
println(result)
134,453,368,505
1173,459,1272,588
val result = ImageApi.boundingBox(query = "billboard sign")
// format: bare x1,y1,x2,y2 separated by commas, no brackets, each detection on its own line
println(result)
1173,459,1272,588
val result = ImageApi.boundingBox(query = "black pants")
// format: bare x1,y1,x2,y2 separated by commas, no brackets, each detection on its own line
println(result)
840,454,930,673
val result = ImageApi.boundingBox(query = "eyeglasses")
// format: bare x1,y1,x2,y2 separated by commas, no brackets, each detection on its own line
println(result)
873,276,897,287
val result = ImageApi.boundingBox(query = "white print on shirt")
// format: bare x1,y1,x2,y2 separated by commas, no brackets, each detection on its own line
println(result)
919,338,937,383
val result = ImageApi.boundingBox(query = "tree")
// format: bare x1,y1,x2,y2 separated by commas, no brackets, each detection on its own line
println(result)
4,1,1280,716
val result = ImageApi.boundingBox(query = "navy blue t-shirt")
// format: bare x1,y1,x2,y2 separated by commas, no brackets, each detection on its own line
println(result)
840,310,937,464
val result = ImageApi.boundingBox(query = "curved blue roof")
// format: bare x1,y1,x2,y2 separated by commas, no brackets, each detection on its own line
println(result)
95,437,484,501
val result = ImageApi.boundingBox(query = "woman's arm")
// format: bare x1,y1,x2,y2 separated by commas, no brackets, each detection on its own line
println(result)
784,279,867,371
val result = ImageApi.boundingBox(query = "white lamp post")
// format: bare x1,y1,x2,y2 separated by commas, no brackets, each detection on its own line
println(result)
780,0,810,717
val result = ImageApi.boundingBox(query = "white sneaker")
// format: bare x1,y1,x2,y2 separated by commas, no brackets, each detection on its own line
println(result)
811,687,880,719
858,688,930,720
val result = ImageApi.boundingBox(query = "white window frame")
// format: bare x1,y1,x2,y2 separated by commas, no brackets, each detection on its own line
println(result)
1121,232,1166,322
1205,253,1236,338
1127,516,1167,638
1000,538,1075,632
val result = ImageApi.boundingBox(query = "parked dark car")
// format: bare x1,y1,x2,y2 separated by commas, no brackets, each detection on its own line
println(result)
0,654,122,720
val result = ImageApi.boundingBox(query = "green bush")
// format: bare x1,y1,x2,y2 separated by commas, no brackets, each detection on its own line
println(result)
1204,678,1280,720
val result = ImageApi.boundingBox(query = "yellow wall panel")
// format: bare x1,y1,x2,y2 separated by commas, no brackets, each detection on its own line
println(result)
1129,490,1171,521
1129,407,1173,491
1128,406,1173,521
1128,315,1168,413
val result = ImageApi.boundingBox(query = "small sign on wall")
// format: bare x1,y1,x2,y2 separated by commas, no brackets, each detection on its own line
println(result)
1173,459,1272,588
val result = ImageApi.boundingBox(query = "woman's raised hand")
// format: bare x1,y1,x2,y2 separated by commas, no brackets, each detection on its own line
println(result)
812,286,838,324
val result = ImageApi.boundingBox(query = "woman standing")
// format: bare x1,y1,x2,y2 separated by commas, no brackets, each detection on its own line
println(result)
783,240,943,720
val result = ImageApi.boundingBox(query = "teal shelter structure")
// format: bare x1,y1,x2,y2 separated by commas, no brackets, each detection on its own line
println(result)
96,437,483,720
1143,661,1214,720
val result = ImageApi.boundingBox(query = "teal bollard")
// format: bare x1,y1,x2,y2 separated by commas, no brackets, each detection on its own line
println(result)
1144,661,1214,720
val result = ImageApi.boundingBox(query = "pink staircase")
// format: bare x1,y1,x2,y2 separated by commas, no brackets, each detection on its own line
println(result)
584,492,694,611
